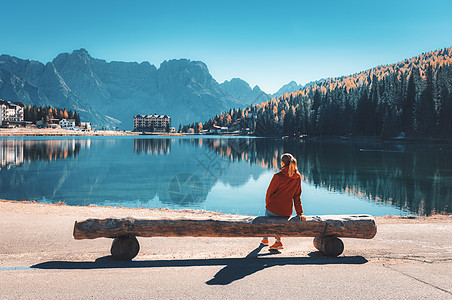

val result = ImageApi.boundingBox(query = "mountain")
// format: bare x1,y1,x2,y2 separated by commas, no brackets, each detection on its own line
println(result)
202,46,452,138
271,80,329,98
0,68,50,107
219,78,324,106
0,54,111,126
0,49,242,128
271,81,302,98
220,78,271,106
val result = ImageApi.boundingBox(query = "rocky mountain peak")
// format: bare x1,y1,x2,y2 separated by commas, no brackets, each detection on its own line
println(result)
272,81,302,98
220,78,270,106
158,59,214,89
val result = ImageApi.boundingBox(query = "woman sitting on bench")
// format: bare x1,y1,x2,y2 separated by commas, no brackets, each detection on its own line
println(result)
261,153,306,250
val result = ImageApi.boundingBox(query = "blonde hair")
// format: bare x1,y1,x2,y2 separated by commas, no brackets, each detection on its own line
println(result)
281,153,298,177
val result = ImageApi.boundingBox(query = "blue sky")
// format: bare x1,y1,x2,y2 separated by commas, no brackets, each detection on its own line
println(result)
2,0,452,93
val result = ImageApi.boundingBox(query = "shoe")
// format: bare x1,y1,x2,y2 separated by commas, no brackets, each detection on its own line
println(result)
269,241,283,250
260,238,269,246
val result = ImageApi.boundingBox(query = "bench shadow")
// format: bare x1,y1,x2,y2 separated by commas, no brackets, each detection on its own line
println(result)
31,245,368,285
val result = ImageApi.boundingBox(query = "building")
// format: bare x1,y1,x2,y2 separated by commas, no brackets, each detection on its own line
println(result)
0,100,25,127
210,125,229,133
133,114,171,132
59,119,76,128
80,122,92,130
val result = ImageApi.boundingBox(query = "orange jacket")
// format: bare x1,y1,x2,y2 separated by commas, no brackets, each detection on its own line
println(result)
265,166,303,217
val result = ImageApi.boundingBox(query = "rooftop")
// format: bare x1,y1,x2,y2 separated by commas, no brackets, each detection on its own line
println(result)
0,100,25,108
134,114,170,119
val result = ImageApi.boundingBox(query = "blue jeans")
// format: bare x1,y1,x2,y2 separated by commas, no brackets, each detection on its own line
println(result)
263,209,282,240
265,209,281,217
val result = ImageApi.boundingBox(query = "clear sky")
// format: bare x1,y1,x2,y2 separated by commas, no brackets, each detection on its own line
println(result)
2,0,452,94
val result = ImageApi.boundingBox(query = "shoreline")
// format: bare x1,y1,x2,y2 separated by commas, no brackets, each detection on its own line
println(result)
0,128,192,137
1,127,451,144
1,199,449,224
0,128,138,137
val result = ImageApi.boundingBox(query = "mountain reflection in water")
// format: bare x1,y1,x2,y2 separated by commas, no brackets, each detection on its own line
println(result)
0,137,450,215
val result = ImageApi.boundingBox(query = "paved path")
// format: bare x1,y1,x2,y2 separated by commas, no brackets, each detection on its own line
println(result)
0,203,450,299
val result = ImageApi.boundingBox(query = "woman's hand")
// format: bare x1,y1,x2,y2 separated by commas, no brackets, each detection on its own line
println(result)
298,214,307,222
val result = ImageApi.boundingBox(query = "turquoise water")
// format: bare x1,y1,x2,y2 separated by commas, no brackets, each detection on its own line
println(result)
0,136,450,216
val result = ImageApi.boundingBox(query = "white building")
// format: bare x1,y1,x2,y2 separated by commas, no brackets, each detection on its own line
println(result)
210,125,229,133
59,119,76,128
0,100,24,126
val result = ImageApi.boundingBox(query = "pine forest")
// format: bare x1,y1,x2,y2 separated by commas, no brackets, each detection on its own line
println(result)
196,47,452,138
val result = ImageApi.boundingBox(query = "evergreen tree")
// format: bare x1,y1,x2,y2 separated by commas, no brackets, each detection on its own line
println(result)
416,65,436,135
74,112,81,126
438,86,452,134
370,76,383,136
402,69,417,133
355,87,373,135
283,109,295,135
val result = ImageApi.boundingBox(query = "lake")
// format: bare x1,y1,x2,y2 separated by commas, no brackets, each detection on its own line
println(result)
0,136,450,216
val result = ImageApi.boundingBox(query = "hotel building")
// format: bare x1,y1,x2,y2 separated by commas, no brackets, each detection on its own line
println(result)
133,114,171,132
0,100,25,127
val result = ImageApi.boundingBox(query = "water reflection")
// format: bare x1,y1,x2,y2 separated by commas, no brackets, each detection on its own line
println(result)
167,173,206,205
0,140,24,169
134,139,170,155
0,137,450,215
0,139,86,169
203,138,452,215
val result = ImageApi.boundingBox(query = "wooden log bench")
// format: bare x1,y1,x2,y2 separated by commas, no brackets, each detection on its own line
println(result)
73,214,377,260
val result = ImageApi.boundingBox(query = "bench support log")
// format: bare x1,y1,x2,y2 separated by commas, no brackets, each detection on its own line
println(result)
110,235,140,260
313,236,344,257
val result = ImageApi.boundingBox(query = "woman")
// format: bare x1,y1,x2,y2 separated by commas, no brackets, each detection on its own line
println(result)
261,153,306,250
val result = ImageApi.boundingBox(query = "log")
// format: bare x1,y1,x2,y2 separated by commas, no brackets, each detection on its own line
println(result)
73,214,377,240
313,236,344,257
110,235,140,260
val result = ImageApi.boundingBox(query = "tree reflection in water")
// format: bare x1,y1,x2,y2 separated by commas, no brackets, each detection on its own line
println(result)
0,137,450,215
202,138,451,215
0,139,85,169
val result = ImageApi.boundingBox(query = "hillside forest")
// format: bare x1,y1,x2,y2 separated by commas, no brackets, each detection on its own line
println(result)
24,105,81,126
192,47,452,138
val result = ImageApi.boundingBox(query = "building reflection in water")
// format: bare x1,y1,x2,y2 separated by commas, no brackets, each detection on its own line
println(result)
133,139,171,155
1,137,449,215
0,140,24,169
0,139,89,169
